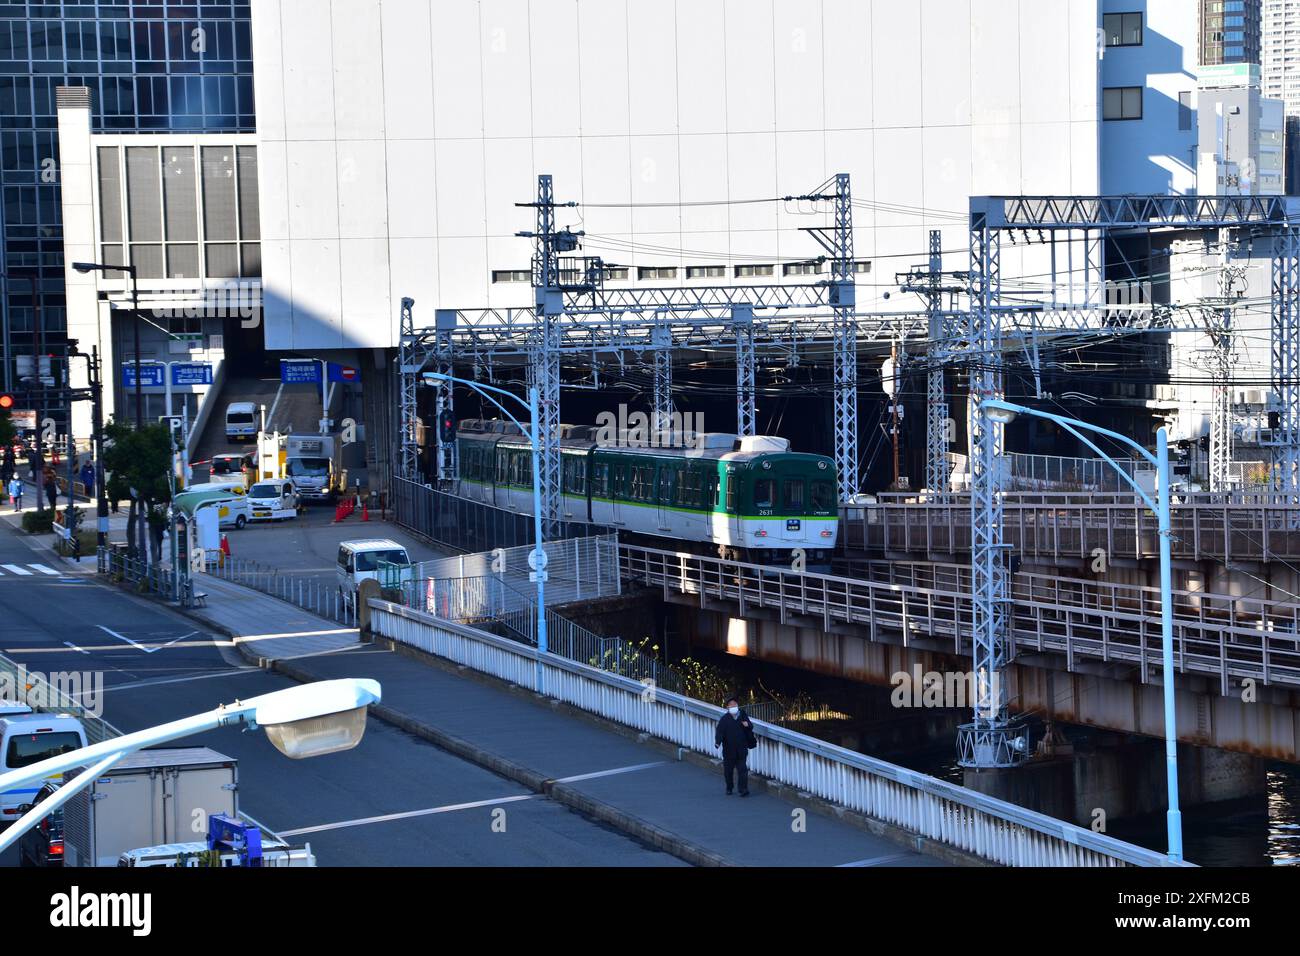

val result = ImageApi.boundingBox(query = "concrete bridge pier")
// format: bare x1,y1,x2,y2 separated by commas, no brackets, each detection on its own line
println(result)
962,736,1266,829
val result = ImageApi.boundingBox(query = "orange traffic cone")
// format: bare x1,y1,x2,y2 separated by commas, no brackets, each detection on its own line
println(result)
361,501,370,522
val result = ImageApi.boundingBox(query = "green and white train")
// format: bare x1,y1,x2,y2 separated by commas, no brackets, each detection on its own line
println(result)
454,420,839,565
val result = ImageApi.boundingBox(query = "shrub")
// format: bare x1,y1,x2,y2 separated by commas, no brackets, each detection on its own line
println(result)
21,510,55,534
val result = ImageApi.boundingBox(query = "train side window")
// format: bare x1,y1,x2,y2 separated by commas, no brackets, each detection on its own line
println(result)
496,452,508,484
592,462,607,497
707,473,720,510
724,477,735,512
753,478,775,510
613,464,627,499
810,480,834,512
782,479,804,512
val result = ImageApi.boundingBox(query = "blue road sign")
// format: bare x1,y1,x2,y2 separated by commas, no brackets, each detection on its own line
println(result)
171,362,213,386
122,363,165,388
327,362,360,383
280,358,321,384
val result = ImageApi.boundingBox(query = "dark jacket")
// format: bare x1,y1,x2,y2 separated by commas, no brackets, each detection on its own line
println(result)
715,710,757,756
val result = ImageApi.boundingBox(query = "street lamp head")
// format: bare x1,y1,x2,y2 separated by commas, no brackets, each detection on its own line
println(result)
71,262,100,275
246,678,381,760
980,399,1019,425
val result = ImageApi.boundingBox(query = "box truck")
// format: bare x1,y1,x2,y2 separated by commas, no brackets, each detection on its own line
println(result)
61,746,239,867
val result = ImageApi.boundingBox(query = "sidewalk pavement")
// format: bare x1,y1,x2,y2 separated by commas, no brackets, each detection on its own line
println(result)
171,572,948,867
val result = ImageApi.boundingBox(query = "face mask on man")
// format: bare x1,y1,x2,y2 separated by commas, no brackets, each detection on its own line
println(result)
727,706,739,717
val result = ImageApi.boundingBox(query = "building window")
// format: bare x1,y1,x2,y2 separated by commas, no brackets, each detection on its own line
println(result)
1178,91,1193,131
601,266,628,281
1102,86,1143,120
685,265,725,279
1103,12,1143,47
491,269,530,283
638,266,677,280
852,260,872,274
734,264,774,278
783,261,821,276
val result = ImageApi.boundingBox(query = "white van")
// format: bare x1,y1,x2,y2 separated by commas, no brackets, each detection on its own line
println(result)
186,479,247,497
225,402,258,441
248,479,299,521
0,705,87,823
174,489,252,530
337,539,412,601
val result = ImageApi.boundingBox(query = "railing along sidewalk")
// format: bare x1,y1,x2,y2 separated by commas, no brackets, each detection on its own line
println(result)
368,598,1189,868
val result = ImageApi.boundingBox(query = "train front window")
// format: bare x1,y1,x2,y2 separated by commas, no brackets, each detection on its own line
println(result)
783,479,804,511
753,478,775,510
810,480,834,512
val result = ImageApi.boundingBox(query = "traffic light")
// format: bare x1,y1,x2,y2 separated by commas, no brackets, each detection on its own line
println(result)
437,409,456,443
0,394,13,411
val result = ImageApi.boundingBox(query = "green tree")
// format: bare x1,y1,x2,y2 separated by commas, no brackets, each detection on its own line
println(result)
102,419,174,556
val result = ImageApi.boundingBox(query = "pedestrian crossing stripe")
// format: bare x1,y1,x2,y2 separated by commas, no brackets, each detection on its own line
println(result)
0,564,59,577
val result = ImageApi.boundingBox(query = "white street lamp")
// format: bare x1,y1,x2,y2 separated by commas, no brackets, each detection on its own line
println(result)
980,398,1182,862
423,372,550,660
0,678,381,854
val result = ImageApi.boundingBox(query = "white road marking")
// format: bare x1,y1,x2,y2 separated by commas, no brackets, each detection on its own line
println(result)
836,852,917,867
551,761,669,784
1,564,32,576
277,793,539,837
62,641,90,655
96,625,152,652
101,666,262,694
29,564,59,576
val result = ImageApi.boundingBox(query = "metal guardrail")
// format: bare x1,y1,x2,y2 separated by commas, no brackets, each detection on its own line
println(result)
367,598,1189,867
401,572,678,690
622,545,1300,695
405,534,621,609
841,494,1300,562
208,554,357,628
97,546,195,606
0,653,118,746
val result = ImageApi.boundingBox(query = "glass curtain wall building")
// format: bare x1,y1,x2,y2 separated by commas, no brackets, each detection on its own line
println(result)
0,0,252,382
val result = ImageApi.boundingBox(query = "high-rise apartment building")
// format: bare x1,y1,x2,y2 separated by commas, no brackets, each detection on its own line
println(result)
1201,0,1263,65
0,0,253,399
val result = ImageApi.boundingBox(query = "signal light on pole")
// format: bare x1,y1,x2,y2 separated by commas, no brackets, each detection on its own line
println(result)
0,394,14,411
438,409,456,443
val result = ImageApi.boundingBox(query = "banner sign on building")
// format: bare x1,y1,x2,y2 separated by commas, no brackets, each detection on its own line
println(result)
122,363,165,388
171,362,214,386
280,358,322,384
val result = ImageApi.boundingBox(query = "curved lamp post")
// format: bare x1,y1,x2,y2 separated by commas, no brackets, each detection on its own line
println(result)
0,677,381,854
981,398,1182,862
423,372,549,659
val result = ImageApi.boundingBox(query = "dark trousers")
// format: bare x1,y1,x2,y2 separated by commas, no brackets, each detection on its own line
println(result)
723,749,749,794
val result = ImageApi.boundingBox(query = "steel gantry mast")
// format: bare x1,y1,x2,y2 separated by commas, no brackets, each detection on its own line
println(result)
898,229,968,500
828,173,859,500
397,297,421,482
1207,228,1240,494
958,208,1028,769
955,193,1299,770
517,174,575,537
1269,227,1300,496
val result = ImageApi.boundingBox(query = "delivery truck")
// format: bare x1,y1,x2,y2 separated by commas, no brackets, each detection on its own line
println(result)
284,433,344,502
61,746,239,867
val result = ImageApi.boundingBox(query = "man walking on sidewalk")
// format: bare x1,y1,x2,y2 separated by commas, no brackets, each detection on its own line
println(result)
714,696,757,797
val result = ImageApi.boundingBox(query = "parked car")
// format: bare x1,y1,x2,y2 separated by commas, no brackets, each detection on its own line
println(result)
248,479,300,521
17,781,63,867
337,539,412,602
209,453,249,476
0,707,86,823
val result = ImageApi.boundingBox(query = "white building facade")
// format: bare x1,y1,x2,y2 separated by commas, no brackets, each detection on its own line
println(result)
250,0,1108,354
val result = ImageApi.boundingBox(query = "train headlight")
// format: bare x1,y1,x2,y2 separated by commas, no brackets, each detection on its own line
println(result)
817,461,827,470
